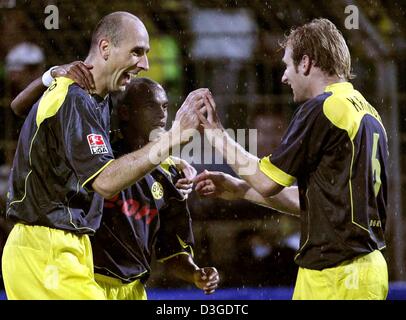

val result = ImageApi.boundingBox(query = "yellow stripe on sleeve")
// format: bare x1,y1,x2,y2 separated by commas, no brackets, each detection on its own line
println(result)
259,156,296,187
157,234,194,263
157,251,190,263
176,234,194,258
82,159,114,190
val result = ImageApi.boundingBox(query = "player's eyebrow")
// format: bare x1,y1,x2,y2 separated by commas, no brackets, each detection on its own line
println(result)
131,46,150,54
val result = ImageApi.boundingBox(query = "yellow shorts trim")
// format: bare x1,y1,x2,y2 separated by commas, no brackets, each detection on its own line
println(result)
293,250,388,300
95,273,147,300
1,223,106,300
259,157,295,187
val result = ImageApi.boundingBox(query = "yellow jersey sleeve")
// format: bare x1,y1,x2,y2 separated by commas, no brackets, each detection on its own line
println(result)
259,156,296,187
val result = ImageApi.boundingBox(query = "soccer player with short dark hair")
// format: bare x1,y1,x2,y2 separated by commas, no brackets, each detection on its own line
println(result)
92,78,219,299
195,18,388,300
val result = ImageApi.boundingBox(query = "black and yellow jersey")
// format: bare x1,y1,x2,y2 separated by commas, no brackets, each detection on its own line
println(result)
259,82,388,270
6,77,114,234
92,142,194,283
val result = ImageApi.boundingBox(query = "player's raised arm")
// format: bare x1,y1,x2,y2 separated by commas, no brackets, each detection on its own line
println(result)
197,93,284,198
11,61,95,117
92,88,210,199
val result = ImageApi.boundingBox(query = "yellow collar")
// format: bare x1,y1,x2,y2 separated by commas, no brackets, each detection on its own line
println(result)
324,82,353,93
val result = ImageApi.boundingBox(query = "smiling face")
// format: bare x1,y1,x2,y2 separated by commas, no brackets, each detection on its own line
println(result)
281,46,311,103
130,85,168,140
105,18,150,93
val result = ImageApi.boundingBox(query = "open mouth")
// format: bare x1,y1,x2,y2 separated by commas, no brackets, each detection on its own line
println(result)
127,70,138,78
120,72,131,85
121,70,138,85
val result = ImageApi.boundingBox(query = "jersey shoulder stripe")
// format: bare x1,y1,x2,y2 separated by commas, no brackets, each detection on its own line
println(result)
36,77,75,127
323,83,385,140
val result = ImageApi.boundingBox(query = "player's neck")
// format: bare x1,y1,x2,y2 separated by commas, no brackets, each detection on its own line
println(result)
84,55,108,97
123,129,148,151
309,73,345,98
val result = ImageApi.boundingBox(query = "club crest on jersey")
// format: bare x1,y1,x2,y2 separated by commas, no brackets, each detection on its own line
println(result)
87,134,108,155
151,182,164,200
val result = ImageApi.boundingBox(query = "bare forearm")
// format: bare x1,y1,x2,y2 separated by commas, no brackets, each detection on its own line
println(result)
11,77,45,117
195,170,300,215
210,129,280,196
243,185,301,216
93,131,178,198
164,254,199,284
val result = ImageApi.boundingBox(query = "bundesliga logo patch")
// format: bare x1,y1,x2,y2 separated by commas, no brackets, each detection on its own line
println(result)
87,134,108,155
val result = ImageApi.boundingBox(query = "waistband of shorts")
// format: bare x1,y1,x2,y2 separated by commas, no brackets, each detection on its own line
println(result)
94,272,146,286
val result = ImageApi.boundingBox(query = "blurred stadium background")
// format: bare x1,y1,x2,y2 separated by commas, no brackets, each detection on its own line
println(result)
0,0,405,300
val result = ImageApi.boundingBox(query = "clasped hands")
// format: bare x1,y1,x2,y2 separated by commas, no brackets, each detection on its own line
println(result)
170,88,223,145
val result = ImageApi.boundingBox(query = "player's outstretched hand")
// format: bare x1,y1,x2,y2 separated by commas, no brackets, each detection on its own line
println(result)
193,267,220,295
194,170,248,201
172,157,197,199
51,61,95,93
171,88,211,144
196,91,223,131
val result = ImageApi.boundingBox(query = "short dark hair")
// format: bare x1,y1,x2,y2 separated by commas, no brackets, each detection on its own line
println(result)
90,11,138,49
111,77,164,109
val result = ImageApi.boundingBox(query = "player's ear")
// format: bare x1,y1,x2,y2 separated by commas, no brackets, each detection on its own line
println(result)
300,55,312,76
99,38,110,61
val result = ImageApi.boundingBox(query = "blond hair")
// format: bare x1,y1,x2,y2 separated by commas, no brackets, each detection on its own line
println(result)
281,18,354,80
